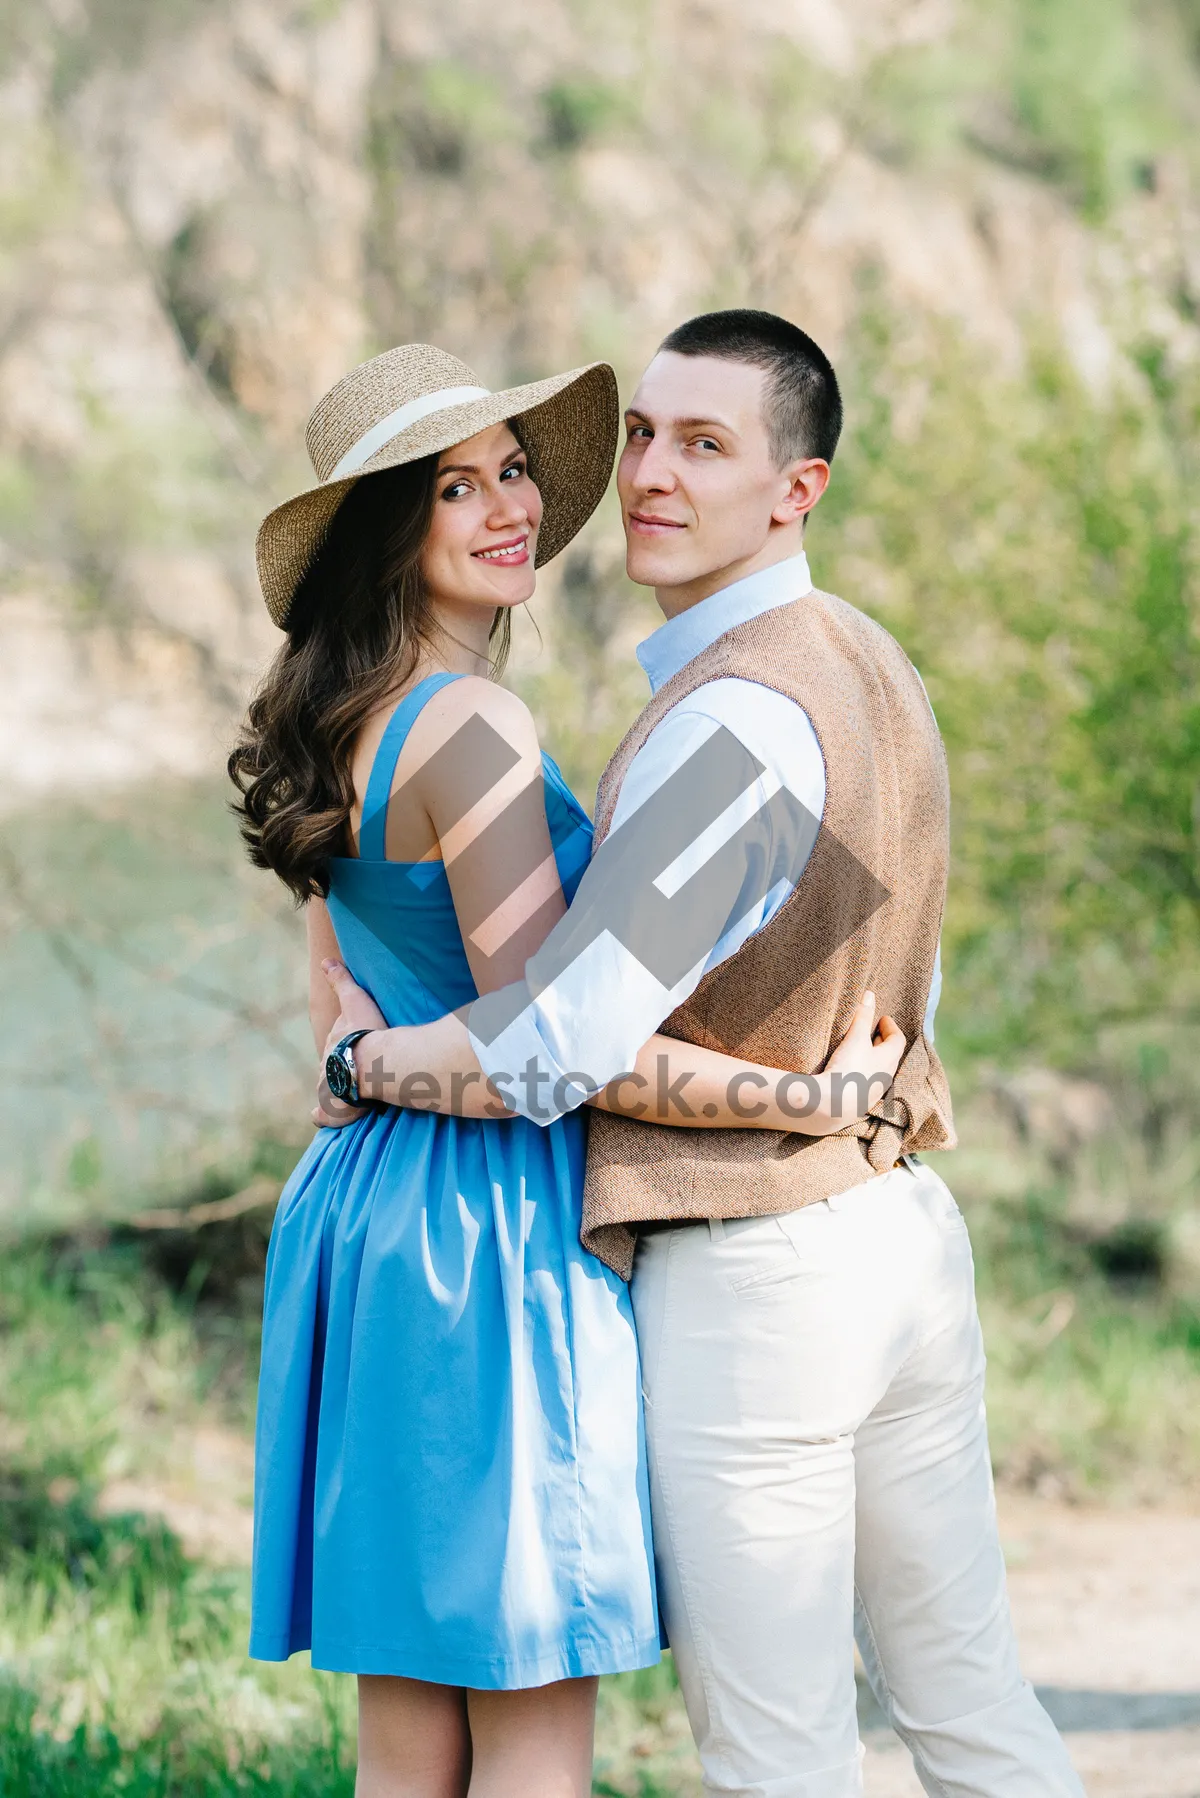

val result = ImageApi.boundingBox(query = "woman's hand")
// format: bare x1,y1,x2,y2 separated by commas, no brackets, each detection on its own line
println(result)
312,960,388,1129
823,991,906,1122
311,962,508,1124
589,991,907,1134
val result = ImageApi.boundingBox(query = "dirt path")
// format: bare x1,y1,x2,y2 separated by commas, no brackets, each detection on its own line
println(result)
114,1441,1200,1795
864,1495,1200,1797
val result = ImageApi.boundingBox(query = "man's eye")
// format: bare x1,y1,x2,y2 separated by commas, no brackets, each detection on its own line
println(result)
628,425,652,440
694,437,721,453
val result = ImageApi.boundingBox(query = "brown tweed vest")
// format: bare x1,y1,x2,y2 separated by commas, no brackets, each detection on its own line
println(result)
581,586,955,1278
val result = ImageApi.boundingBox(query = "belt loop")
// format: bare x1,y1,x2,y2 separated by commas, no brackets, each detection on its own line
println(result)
708,1216,727,1243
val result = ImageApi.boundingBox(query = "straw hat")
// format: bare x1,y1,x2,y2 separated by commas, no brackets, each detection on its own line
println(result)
256,343,620,628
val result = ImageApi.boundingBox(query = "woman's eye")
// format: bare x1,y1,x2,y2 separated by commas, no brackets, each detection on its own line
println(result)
499,461,526,482
441,480,470,500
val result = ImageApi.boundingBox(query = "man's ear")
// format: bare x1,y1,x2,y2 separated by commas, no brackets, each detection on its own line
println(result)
771,457,830,527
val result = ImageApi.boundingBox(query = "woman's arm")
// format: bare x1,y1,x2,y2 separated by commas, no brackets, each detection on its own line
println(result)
589,996,904,1133
307,899,346,1055
312,678,904,1134
406,676,569,994
311,677,567,1127
315,968,903,1135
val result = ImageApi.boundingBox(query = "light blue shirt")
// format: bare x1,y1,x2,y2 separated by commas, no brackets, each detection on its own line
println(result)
472,550,940,1120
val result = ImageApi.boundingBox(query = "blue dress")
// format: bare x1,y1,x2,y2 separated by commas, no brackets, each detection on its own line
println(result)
249,673,660,1687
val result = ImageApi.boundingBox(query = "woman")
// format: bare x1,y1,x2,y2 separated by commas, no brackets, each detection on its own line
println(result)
231,343,903,1798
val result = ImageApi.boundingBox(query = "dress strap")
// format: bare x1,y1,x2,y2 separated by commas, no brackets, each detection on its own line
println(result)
358,672,465,862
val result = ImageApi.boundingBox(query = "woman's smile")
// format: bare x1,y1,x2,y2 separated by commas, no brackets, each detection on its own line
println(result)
473,534,530,565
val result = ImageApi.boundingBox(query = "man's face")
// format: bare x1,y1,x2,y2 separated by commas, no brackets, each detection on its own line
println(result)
617,351,820,599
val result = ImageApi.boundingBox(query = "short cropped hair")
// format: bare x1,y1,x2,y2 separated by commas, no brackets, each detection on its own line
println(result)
658,309,842,466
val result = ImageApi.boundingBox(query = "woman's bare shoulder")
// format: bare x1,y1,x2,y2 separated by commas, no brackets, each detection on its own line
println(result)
404,674,541,765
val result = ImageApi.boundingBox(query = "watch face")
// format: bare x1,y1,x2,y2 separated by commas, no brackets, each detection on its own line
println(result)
325,1051,352,1103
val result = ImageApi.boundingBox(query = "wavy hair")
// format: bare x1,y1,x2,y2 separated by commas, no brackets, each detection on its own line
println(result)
229,459,512,903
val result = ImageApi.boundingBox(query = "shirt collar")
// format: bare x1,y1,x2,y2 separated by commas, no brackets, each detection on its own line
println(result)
636,551,813,694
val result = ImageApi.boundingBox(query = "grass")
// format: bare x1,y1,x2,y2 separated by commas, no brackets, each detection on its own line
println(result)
969,1182,1200,1499
945,1054,1200,1499
0,1682,354,1797
5,0,1199,1776
0,1141,1197,1794
0,1247,351,1793
0,1234,702,1796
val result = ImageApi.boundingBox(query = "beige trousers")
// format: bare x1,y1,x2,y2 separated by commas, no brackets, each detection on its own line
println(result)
630,1160,1086,1798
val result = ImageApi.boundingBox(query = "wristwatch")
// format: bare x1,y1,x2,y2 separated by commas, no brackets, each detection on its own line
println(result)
325,1029,374,1107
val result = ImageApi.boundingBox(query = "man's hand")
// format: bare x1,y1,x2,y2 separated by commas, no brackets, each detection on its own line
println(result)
312,959,388,1130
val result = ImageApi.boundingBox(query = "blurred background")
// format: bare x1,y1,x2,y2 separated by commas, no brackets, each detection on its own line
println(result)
1,0,1198,1791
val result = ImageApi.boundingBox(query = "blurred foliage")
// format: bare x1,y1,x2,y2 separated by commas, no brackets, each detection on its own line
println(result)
0,1684,353,1798
0,1240,343,1795
539,79,629,154
516,306,1200,1067
0,1463,191,1621
1004,0,1153,215
0,424,243,613
0,791,309,1230
808,317,1198,1062
0,1235,697,1796
925,0,1200,213
44,0,219,103
970,1187,1200,1495
0,1183,1194,1790
0,2,1198,1784
0,0,1196,1194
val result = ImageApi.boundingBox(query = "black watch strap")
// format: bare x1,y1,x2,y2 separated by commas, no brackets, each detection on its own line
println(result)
325,1028,374,1108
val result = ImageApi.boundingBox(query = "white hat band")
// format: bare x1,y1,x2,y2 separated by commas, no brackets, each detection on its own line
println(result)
328,384,492,482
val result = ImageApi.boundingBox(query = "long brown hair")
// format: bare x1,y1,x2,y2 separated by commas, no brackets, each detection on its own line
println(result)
229,458,513,902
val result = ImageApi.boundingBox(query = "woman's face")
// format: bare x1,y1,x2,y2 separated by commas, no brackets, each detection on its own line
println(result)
420,422,543,614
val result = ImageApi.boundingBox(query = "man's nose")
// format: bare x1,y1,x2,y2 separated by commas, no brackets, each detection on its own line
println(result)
631,435,676,494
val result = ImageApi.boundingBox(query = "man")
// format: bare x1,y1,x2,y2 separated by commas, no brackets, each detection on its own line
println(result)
325,311,1084,1795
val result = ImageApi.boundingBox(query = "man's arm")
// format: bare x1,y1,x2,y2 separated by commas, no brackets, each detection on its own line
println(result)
315,679,849,1127
317,964,904,1132
464,681,826,1120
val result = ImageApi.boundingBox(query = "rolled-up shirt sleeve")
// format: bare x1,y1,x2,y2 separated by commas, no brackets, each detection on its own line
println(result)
467,680,827,1123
